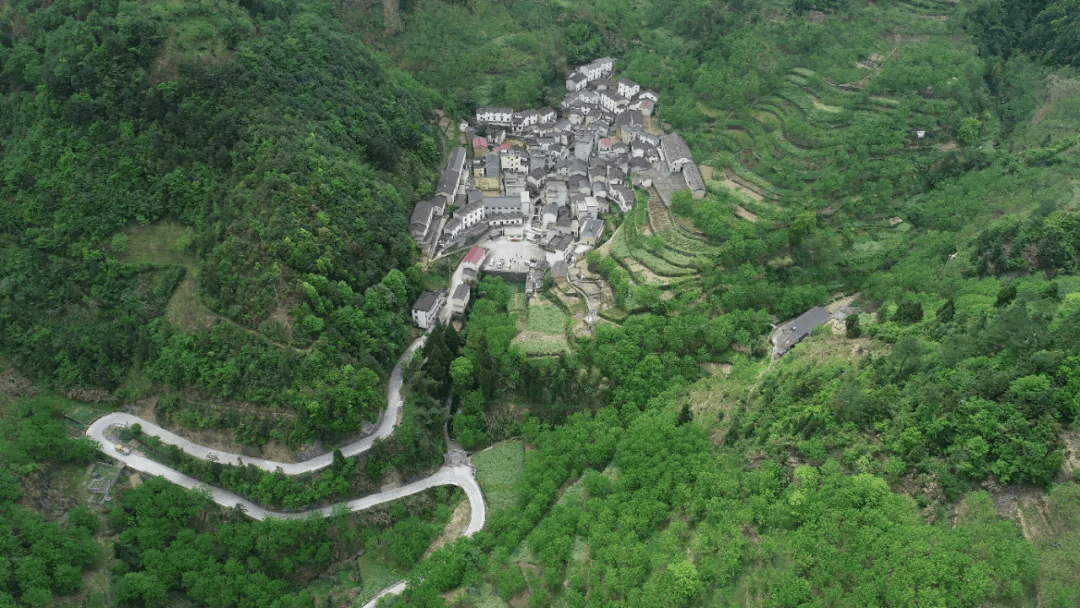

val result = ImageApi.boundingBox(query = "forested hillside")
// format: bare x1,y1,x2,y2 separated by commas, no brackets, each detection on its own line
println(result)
4,0,1080,606
0,0,448,447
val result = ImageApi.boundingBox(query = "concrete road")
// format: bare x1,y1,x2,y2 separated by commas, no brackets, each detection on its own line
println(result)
85,331,486,605
87,335,429,476
361,581,408,608
83,427,485,527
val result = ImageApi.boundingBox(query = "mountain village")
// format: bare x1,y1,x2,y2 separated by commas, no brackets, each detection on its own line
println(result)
408,57,707,328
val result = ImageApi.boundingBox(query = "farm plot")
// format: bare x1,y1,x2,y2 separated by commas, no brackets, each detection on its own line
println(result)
473,440,525,513
515,300,570,354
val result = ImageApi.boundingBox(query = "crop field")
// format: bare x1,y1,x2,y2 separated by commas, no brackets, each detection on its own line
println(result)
526,302,567,334
473,440,525,513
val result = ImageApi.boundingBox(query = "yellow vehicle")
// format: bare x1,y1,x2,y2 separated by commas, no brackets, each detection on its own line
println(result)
114,444,131,455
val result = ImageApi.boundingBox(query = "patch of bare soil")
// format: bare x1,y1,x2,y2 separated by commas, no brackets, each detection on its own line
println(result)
720,178,764,202
62,388,111,403
379,467,403,492
514,329,567,343
646,188,673,232
132,396,160,425
424,499,471,558
699,362,733,377
979,478,1052,540
129,472,143,488
938,141,958,151
733,206,760,222
508,563,543,608
1032,74,1080,125
382,0,402,32
190,427,298,462
0,366,37,400
1013,491,1054,541
267,303,296,342
551,287,584,311
827,294,861,316
1060,431,1080,480
896,471,946,521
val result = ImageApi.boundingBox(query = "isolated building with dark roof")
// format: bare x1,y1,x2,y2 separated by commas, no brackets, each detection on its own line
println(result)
411,291,445,329
771,307,832,358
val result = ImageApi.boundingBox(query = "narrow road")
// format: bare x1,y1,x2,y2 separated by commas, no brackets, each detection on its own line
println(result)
87,335,430,476
85,332,485,605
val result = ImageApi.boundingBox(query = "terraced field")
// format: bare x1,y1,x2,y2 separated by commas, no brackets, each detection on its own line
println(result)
599,192,722,308
703,11,961,210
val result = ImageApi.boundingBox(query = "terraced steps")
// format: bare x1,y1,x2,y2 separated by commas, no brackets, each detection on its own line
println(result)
899,0,958,15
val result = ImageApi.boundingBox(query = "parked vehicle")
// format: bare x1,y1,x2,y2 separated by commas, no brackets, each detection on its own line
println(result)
114,444,131,455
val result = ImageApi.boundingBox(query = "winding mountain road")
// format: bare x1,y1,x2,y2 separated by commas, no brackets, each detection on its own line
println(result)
85,333,485,603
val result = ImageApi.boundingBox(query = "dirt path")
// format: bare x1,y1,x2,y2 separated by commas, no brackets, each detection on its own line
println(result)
734,206,760,223
646,188,673,232
210,311,316,354
424,499,471,558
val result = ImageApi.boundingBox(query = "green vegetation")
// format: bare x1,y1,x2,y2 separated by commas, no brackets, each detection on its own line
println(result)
472,440,526,513
0,394,102,608
525,303,568,335
0,0,445,448
5,0,1080,605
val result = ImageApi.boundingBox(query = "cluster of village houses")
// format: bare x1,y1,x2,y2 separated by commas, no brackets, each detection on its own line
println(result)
408,57,707,327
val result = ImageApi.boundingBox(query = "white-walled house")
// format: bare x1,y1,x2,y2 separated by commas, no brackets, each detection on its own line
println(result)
450,284,471,316
462,247,487,272
579,218,605,246
616,78,640,100
455,200,485,231
577,57,615,81
500,147,529,173
661,133,694,173
483,191,530,217
542,203,558,230
566,72,588,91
476,107,514,126
412,291,445,329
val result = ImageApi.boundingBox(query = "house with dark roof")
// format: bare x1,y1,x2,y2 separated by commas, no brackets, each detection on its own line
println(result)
434,148,467,206
527,167,547,190
410,199,435,241
450,284,471,316
579,218,605,246
629,157,651,174
617,78,640,100
411,291,445,329
503,175,526,197
660,134,694,173
566,71,588,92
609,184,634,212
476,107,514,126
484,152,501,178
683,163,707,200
483,193,529,216
771,307,832,359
